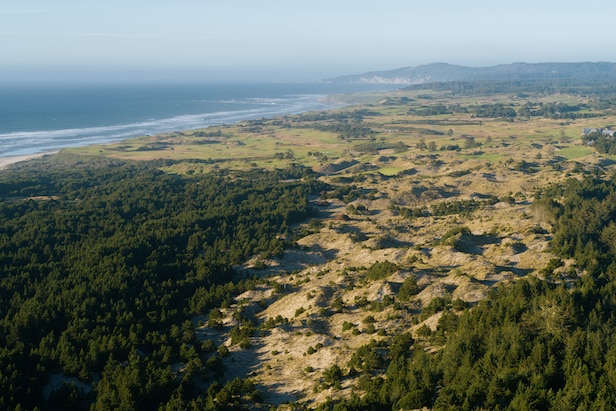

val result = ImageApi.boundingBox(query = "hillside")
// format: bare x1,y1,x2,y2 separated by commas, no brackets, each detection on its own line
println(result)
324,61,616,85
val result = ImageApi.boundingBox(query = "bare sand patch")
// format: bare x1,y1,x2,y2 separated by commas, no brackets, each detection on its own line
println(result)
0,151,58,169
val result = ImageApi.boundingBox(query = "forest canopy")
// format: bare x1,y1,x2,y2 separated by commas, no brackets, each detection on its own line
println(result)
0,157,325,410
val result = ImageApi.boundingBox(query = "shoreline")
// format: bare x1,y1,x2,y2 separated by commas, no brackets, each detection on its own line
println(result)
0,83,394,168
0,151,59,170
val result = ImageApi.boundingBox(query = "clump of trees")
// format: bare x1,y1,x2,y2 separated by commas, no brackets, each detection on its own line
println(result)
391,196,499,219
366,260,398,280
582,131,616,155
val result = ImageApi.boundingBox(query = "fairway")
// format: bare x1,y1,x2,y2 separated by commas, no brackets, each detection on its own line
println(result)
61,86,616,180
556,146,595,159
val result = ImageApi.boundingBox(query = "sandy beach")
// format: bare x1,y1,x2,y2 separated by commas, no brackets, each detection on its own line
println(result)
0,152,58,170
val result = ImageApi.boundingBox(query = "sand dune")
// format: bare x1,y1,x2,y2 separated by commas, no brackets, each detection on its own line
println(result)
0,152,57,170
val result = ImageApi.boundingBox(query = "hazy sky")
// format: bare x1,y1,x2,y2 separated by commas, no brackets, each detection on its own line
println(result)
2,0,615,84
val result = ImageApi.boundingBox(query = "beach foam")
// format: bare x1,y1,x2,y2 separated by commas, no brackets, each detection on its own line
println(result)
0,93,332,158
0,82,396,159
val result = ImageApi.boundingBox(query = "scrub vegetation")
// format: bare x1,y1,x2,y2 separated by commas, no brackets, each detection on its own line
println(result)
3,78,616,409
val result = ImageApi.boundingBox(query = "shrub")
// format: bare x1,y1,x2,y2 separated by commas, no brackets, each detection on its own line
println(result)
452,298,467,311
362,315,377,324
366,260,398,280
416,324,431,337
398,276,420,301
421,297,450,319
342,321,355,332
323,364,343,389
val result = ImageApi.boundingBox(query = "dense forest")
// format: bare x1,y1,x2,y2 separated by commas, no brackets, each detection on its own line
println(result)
405,78,616,100
407,99,599,121
0,157,325,410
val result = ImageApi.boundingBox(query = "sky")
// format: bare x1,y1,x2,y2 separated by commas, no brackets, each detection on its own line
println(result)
1,0,615,84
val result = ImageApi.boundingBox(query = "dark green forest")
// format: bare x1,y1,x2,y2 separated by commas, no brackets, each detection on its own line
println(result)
0,157,325,410
405,78,616,100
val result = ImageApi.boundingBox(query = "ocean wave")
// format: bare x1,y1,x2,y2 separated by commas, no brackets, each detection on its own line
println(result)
0,94,334,157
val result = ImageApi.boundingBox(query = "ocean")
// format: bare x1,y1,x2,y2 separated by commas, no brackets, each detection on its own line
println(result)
0,82,395,158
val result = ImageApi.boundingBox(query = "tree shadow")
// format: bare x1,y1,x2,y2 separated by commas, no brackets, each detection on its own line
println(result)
242,246,338,277
258,382,302,405
332,224,368,242
494,265,534,277
455,232,501,255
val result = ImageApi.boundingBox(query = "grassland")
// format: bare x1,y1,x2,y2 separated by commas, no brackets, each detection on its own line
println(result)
63,87,612,176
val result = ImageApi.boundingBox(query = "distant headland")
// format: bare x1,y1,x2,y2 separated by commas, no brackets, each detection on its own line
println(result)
324,61,616,85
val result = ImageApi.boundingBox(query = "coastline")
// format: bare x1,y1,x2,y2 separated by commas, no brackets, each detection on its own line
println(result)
0,83,395,163
0,151,58,170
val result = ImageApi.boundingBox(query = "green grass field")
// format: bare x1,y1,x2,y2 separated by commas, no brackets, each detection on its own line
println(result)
378,167,404,176
556,146,595,159
59,88,616,176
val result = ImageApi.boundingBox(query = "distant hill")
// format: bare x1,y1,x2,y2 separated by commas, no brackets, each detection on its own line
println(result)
324,62,616,85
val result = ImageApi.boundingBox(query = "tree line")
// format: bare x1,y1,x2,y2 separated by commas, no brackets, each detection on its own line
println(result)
405,78,616,99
